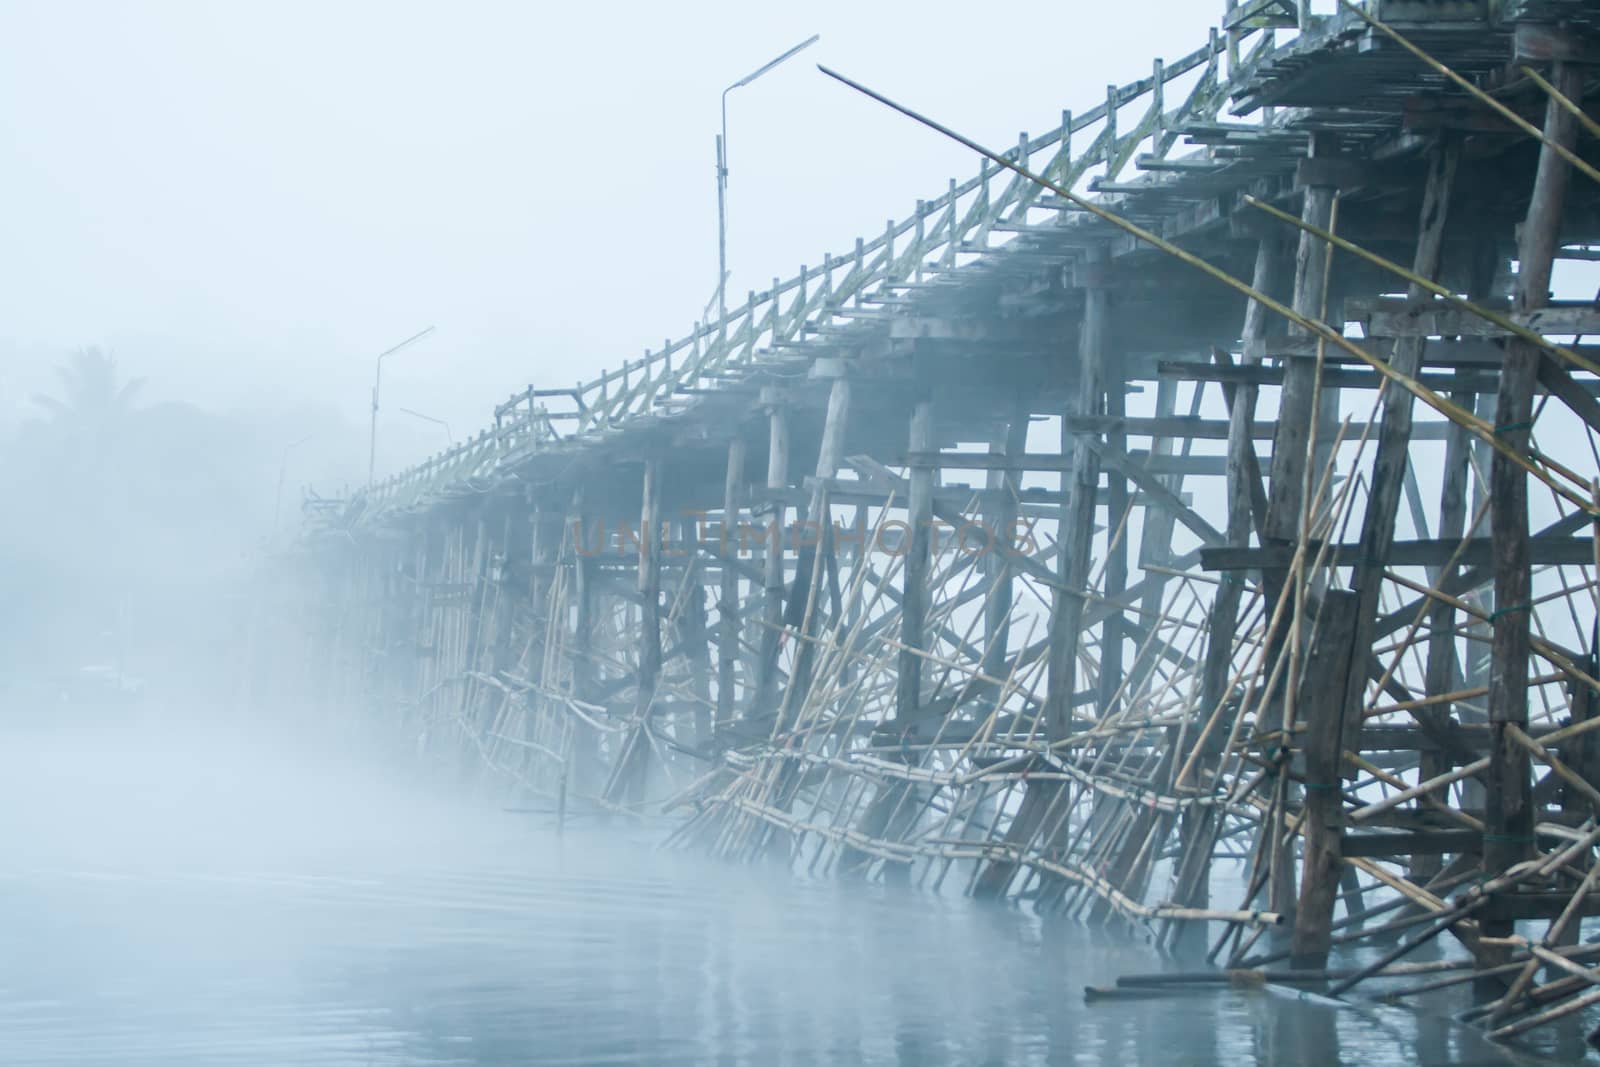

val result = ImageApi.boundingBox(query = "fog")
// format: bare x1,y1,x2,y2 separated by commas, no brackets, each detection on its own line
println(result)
1,2,1577,1064
0,1,1215,469
2,715,1537,1065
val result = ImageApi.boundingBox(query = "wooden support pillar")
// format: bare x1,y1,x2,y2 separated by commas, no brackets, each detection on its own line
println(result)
1486,62,1583,883
676,514,713,752
1099,366,1129,718
1046,243,1109,743
980,398,1029,688
521,504,559,774
843,394,935,882
753,400,790,718
975,247,1108,898
1173,235,1285,952
1258,138,1344,940
897,395,935,725
1415,398,1473,883
1262,133,1339,545
633,456,664,794
1339,136,1459,758
605,458,664,805
1089,380,1187,923
1292,589,1360,969
1125,378,1181,698
717,437,747,734
779,376,852,730
568,489,601,792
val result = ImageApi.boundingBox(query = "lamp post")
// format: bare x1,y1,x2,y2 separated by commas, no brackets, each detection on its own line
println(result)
399,406,454,447
716,33,819,325
368,325,436,487
274,434,313,533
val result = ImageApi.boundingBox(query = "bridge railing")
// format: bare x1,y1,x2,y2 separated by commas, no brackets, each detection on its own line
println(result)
340,2,1371,523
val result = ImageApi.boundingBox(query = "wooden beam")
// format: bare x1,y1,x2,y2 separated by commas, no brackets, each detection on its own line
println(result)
1292,589,1361,969
753,402,790,716
1199,535,1595,571
717,437,746,729
1485,63,1583,888
897,397,935,725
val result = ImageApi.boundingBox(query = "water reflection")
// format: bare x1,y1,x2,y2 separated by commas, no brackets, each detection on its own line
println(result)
0,720,1558,1065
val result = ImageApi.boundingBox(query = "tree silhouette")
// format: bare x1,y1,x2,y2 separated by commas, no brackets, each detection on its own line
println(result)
32,347,145,432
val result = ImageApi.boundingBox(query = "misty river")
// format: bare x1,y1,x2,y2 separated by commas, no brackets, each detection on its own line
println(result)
0,717,1555,1066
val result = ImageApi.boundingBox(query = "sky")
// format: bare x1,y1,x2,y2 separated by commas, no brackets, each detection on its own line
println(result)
0,0,1241,478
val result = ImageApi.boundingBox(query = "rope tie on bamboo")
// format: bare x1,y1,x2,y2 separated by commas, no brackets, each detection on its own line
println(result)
1489,603,1533,622
1494,420,1535,436
1482,833,1536,844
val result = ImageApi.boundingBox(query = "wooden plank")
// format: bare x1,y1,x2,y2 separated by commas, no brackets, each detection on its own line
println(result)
912,450,1231,477
1199,535,1596,571
1342,830,1482,858
1064,415,1457,441
1163,358,1501,391
1481,892,1600,923
1354,300,1600,339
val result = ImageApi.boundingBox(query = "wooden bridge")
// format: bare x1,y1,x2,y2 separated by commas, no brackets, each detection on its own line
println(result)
270,0,1600,1043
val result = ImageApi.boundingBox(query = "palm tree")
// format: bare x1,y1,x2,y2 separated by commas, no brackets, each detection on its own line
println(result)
32,347,145,431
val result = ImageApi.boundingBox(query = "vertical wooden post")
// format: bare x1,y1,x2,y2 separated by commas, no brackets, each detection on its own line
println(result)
1047,242,1109,743
1412,393,1472,884
1338,136,1459,758
1258,137,1342,938
843,394,934,882
1486,61,1583,884
717,437,747,733
632,456,664,799
1182,234,1287,938
1099,363,1129,718
897,395,935,725
980,398,1029,688
975,248,1108,897
1125,378,1181,696
568,487,600,791
676,513,713,752
1291,590,1360,969
1264,132,1339,545
780,376,852,729
754,399,790,718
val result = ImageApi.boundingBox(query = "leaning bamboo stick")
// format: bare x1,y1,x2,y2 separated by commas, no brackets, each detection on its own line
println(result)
1506,721,1600,812
1349,758,1489,822
1490,984,1600,1042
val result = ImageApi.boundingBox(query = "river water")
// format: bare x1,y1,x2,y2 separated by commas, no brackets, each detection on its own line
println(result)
0,718,1568,1065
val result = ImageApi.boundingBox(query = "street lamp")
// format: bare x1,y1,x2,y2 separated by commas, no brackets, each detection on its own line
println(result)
368,325,436,487
399,406,454,447
274,434,313,533
716,33,820,325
